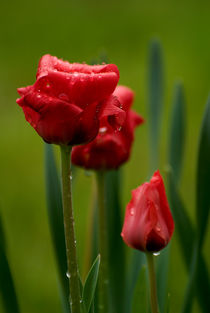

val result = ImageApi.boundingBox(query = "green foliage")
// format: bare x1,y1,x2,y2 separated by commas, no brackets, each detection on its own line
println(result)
125,251,145,313
131,266,148,313
148,39,164,172
156,246,170,313
196,96,210,247
44,144,70,313
168,82,185,183
104,170,126,313
181,97,210,313
82,255,100,313
0,212,20,313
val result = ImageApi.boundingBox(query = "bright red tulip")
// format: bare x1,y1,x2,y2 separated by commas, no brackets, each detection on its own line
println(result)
17,54,125,145
71,86,144,169
121,171,174,252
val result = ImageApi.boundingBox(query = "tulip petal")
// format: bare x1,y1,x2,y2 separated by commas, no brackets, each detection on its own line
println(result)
113,85,134,111
100,95,126,128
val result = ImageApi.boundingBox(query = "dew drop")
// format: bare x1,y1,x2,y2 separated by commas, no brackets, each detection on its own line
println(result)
66,272,70,278
130,207,135,216
99,127,107,134
118,126,122,131
156,226,161,232
153,252,160,256
37,94,41,98
59,93,69,101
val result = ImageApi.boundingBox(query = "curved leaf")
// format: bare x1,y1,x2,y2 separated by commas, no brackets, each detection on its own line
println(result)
83,255,100,313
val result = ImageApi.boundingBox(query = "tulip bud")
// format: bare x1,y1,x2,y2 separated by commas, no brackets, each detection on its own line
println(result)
121,171,174,252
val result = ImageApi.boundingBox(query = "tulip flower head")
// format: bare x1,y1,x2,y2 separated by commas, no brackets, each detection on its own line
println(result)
121,171,174,252
17,54,125,146
71,85,144,169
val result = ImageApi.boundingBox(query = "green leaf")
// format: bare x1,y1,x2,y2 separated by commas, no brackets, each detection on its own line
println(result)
83,255,100,313
168,172,209,312
0,212,20,313
181,96,210,313
148,38,164,171
156,245,170,313
125,251,145,313
44,143,70,313
131,265,148,313
104,170,126,313
196,96,210,247
168,82,185,183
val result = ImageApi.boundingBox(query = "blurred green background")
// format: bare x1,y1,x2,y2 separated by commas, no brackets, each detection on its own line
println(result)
0,0,209,312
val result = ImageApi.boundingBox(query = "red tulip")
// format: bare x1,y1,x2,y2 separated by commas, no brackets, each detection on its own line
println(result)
121,171,174,252
71,86,144,169
17,54,125,145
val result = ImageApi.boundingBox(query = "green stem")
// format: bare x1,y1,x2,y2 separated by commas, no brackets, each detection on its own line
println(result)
60,145,81,313
96,171,109,313
146,253,160,313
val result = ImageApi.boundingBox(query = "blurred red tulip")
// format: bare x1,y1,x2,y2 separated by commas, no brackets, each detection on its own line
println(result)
71,85,144,169
121,171,174,252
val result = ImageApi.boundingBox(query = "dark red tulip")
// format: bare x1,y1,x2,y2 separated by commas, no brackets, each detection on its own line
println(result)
71,85,144,169
121,171,174,252
17,54,125,145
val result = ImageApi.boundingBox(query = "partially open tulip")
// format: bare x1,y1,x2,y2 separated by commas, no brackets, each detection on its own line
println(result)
17,54,125,145
121,171,174,252
71,85,144,169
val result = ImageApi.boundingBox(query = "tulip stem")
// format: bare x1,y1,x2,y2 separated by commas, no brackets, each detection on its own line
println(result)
60,145,81,313
146,252,160,313
96,171,109,313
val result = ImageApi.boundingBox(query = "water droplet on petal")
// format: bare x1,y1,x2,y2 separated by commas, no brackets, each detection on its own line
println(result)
59,93,69,101
130,207,135,216
99,127,107,134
